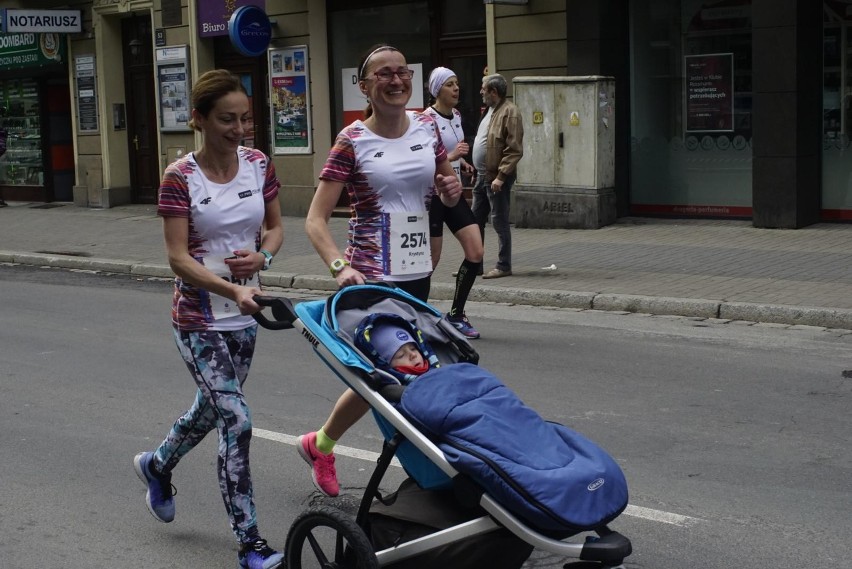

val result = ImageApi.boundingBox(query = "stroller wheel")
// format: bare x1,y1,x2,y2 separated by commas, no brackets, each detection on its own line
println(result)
286,505,378,569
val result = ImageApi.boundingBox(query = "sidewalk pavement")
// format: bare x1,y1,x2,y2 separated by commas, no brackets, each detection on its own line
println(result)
3,201,852,329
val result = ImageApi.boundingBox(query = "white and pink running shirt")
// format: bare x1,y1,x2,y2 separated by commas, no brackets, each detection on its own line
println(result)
320,111,448,282
423,106,465,179
158,146,280,331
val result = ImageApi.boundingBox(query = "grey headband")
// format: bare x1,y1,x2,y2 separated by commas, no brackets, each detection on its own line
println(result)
358,46,399,79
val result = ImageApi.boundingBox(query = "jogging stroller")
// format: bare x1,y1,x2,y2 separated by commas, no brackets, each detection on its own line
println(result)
254,284,633,569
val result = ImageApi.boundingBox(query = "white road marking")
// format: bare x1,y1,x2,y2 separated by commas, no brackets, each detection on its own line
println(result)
255,428,401,466
623,504,700,526
255,428,699,527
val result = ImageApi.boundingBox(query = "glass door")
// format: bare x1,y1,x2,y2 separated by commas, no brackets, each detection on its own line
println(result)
0,78,43,188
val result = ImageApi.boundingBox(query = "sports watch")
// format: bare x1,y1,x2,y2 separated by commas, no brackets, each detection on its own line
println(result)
260,249,273,271
329,258,349,276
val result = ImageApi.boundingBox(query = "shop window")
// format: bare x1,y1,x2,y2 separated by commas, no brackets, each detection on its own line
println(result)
440,0,486,35
629,0,753,217
328,2,431,134
327,0,485,136
0,78,42,188
822,2,852,218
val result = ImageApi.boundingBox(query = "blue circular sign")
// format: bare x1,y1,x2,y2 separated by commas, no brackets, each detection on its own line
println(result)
228,5,271,57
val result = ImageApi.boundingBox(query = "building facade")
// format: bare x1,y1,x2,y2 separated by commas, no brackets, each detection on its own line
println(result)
0,0,845,228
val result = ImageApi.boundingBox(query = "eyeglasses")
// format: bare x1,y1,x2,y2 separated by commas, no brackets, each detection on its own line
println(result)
370,68,414,82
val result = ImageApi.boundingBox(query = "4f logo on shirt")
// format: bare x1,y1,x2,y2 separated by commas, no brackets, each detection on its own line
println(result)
373,152,384,158
200,197,212,205
409,144,423,151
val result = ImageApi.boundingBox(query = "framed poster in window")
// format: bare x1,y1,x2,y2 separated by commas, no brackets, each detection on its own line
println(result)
268,45,311,154
156,45,191,132
684,53,734,133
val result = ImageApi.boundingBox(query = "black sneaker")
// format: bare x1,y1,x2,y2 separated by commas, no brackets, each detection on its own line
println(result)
238,538,284,569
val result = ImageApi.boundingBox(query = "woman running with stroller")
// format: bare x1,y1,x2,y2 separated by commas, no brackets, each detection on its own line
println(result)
300,44,462,497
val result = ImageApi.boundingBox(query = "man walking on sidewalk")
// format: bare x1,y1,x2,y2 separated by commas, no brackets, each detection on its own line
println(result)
471,73,524,279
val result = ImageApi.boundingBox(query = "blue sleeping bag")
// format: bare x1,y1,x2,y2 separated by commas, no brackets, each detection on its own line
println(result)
398,363,629,533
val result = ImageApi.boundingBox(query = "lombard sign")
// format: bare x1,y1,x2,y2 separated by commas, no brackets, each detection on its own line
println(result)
1,9,82,33
0,32,65,70
197,0,264,38
228,5,271,57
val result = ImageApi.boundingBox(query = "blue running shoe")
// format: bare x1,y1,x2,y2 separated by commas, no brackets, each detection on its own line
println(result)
238,538,284,569
133,451,175,523
447,313,480,339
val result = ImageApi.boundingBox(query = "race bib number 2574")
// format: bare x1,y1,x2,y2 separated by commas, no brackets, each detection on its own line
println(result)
382,211,432,276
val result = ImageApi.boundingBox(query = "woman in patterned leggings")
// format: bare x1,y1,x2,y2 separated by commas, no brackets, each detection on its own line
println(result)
132,69,285,569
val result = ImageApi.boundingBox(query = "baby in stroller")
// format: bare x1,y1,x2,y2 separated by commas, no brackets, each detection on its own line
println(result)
344,305,630,536
354,314,436,380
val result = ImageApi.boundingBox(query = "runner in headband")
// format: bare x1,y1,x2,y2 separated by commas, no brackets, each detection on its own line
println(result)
300,44,462,498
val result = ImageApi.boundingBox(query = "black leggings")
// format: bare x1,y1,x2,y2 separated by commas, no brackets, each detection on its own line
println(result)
392,275,431,303
429,194,477,237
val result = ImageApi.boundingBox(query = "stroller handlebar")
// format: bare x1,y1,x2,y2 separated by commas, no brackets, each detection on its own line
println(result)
252,295,296,330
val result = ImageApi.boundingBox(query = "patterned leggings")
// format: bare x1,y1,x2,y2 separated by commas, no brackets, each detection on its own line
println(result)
154,326,259,544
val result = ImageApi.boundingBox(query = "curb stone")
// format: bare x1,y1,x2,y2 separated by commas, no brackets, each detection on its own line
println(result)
719,302,852,329
592,293,720,319
6,252,852,330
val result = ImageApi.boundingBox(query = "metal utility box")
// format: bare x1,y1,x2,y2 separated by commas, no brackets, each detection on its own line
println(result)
512,76,616,229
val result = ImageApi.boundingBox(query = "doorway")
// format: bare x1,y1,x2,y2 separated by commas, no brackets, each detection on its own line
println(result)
442,49,487,188
122,15,159,204
215,38,270,155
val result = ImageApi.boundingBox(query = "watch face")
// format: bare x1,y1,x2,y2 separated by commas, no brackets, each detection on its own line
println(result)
330,259,347,275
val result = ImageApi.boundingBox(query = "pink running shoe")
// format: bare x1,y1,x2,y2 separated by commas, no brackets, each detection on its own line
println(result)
297,432,340,497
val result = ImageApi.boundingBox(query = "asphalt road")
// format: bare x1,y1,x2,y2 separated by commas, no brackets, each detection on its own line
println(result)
1,263,850,569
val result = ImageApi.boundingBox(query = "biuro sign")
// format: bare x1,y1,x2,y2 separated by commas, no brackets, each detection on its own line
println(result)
1,9,82,33
196,0,265,38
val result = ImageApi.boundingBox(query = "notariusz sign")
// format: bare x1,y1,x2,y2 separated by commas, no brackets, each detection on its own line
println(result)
1,9,82,33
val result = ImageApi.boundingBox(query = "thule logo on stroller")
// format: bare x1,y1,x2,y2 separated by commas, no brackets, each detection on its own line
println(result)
300,328,319,348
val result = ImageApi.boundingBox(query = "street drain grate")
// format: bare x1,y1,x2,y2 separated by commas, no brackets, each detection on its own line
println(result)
35,250,92,257
29,203,66,209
